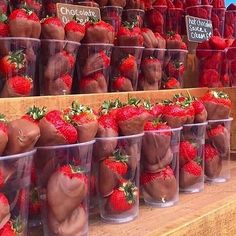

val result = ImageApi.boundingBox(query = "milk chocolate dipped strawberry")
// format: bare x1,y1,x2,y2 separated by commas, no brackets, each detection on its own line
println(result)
162,77,180,89
41,16,65,40
154,32,166,49
0,0,7,14
47,165,88,223
179,161,202,188
165,31,187,49
99,149,128,197
9,7,41,38
141,28,158,48
166,60,185,82
138,75,160,91
4,106,45,155
204,143,222,178
141,166,177,202
112,76,134,92
143,101,164,119
179,140,197,167
201,91,231,120
117,21,144,46
0,193,10,230
192,98,207,123
64,102,98,143
0,219,23,235
0,114,8,155
0,13,8,37
110,0,126,7
83,18,115,44
38,110,78,146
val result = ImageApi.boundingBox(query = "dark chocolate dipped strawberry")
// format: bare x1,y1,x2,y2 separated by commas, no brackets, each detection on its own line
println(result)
0,114,8,155
179,161,202,189
179,140,197,167
82,50,110,76
9,7,41,38
192,98,207,123
142,120,172,172
83,18,115,44
207,124,230,156
154,32,166,49
138,75,160,91
4,106,45,155
201,90,231,120
117,21,144,46
141,166,177,202
112,76,134,92
99,149,128,197
204,143,222,178
0,193,10,229
106,181,138,214
41,16,65,40
64,102,98,143
37,110,78,146
0,13,8,37
141,28,158,48
47,165,88,223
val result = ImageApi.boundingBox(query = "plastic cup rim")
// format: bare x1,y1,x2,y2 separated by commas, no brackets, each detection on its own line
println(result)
37,140,95,150
183,122,208,127
143,48,167,52
167,49,188,53
152,5,168,9
96,133,144,141
113,45,144,49
144,127,182,133
0,37,41,42
185,5,213,10
226,10,236,13
81,43,114,47
194,49,225,52
207,117,233,123
41,39,81,45
100,6,123,10
122,8,145,13
0,149,36,161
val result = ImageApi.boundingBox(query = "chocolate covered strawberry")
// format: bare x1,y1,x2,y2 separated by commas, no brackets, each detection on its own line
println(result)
154,32,166,49
201,90,231,120
117,21,144,46
141,166,177,202
146,8,165,34
0,193,10,230
204,143,222,178
47,165,88,222
38,110,78,146
163,77,180,89
83,18,115,44
144,101,164,119
4,106,45,155
209,36,227,50
106,181,138,214
179,141,197,167
0,114,8,155
0,50,26,78
112,76,133,92
41,16,65,40
166,60,185,79
0,13,8,37
65,102,98,143
141,28,158,48
9,7,41,38
179,161,202,189
99,149,128,197
99,99,124,119
192,98,207,123
0,1,7,14
165,31,186,49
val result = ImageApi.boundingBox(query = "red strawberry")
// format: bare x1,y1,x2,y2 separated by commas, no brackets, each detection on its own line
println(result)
0,1,7,14
192,99,207,123
21,105,46,124
165,31,183,49
9,8,41,38
211,12,220,31
99,99,124,119
153,0,167,6
204,143,222,178
173,0,184,8
0,218,23,236
146,8,165,33
163,77,181,89
141,28,158,48
185,0,199,7
179,161,202,189
0,13,8,37
143,101,164,119
41,16,65,40
106,181,138,214
212,0,225,8
201,52,222,70
154,32,166,48
117,21,144,46
0,114,8,155
199,69,220,87
112,76,133,92
119,54,138,81
51,74,73,95
0,50,26,77
196,40,212,59
179,141,197,167
99,149,128,196
38,110,78,146
0,193,10,229
209,36,227,50
166,60,185,78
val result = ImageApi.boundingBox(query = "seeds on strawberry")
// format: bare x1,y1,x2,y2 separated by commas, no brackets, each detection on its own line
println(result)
112,76,133,92
179,141,197,167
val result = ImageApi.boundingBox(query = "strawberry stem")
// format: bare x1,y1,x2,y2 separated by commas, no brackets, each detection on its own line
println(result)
113,150,128,163
26,106,47,120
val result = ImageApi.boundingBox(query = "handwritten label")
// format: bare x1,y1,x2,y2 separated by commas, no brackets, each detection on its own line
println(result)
186,15,213,43
56,3,101,25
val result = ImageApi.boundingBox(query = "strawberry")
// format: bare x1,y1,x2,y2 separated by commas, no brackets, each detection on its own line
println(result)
0,13,8,37
212,0,225,8
141,166,177,202
154,32,166,48
0,193,10,230
0,50,26,78
199,69,220,87
99,99,124,119
201,90,231,120
173,0,183,8
47,164,87,222
141,28,158,48
41,16,65,40
166,60,185,79
38,110,78,146
64,101,98,143
29,187,41,215
211,12,220,32
196,40,212,59
0,218,23,236
0,114,8,155
179,161,202,189
118,54,138,81
209,36,227,50
165,31,183,49
204,143,222,178
9,7,41,38
192,98,207,123
146,7,165,33
0,1,7,14
163,77,181,89
117,21,144,46
148,102,164,119
99,149,128,197
201,52,222,71
1,75,33,97
112,76,133,92
106,181,138,214
179,141,197,167
153,0,167,6
84,18,115,44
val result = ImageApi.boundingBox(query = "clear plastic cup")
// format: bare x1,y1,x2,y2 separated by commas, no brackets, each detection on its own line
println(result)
35,141,95,236
205,118,233,183
95,134,143,223
76,43,113,94
146,6,167,34
179,122,207,193
226,47,236,87
141,127,182,207
166,8,184,34
212,8,226,37
196,49,228,87
122,9,145,28
101,6,123,34
224,10,236,38
185,5,213,20
0,37,40,97
185,0,202,7
39,39,80,95
162,49,188,89
110,46,144,92
138,48,166,91
0,149,35,235
75,1,99,7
